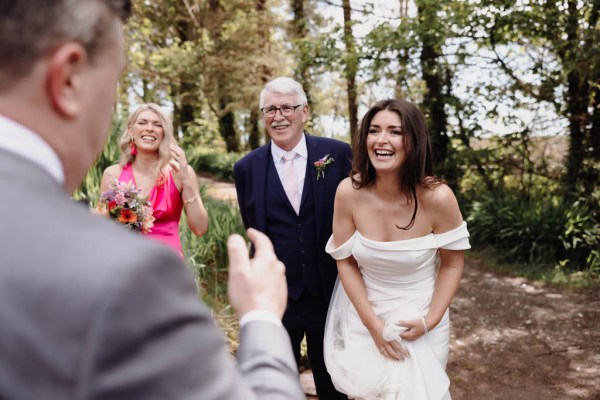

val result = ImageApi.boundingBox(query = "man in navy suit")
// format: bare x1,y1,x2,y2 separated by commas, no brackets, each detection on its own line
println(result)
234,77,351,399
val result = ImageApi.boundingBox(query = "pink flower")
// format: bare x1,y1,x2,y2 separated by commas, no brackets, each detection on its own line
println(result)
115,192,126,205
314,154,334,180
95,178,154,234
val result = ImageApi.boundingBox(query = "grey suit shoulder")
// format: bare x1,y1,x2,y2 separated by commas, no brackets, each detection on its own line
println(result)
0,149,304,400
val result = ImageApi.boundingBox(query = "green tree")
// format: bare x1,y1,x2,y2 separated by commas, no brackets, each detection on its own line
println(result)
479,0,600,196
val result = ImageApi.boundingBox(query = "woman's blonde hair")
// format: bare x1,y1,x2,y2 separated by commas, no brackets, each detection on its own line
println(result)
118,103,176,184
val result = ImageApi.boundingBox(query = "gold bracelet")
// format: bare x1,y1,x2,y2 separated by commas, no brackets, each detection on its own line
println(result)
184,196,197,204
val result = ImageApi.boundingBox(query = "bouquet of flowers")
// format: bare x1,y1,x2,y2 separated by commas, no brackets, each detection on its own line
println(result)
95,179,155,233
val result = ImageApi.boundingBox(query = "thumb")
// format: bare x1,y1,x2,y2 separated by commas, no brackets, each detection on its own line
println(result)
227,234,249,273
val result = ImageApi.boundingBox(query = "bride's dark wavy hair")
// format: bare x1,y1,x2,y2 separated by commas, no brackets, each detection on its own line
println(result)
351,99,443,230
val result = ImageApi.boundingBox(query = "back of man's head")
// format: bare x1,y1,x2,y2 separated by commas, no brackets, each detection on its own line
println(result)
0,0,132,91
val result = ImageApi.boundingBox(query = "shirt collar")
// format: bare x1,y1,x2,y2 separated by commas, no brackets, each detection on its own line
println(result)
271,133,307,162
0,114,65,184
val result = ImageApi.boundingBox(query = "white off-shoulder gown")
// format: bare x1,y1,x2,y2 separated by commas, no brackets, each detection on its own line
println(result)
324,222,471,400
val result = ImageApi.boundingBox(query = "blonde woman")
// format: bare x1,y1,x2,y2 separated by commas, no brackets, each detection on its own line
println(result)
101,103,208,256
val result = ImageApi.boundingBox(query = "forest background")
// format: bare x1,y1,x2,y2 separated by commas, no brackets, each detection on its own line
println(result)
76,0,599,306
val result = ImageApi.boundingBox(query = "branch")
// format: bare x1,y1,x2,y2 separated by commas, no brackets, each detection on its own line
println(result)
313,0,401,21
181,0,200,27
488,22,539,99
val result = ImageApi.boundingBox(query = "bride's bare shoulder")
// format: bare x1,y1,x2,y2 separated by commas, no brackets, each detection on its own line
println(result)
420,182,455,205
419,182,463,230
336,175,364,199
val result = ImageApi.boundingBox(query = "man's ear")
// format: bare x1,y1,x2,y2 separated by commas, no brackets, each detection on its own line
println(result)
46,42,87,118
301,104,310,123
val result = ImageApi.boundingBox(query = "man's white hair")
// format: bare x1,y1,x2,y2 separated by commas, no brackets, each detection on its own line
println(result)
259,77,308,109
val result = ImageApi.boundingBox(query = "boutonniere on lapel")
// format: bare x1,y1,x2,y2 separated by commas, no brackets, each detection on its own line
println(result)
314,154,334,180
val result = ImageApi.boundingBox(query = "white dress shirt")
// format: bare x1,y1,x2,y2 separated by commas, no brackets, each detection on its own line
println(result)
271,133,307,200
0,114,65,184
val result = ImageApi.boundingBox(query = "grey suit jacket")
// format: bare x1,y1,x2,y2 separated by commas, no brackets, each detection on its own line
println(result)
0,149,304,400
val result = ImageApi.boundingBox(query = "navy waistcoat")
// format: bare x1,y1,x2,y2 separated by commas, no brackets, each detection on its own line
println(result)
265,162,321,300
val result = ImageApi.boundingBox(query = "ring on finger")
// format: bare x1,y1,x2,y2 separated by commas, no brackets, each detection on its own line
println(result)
380,348,386,355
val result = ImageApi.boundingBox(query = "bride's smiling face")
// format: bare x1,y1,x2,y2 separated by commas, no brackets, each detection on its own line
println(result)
129,110,164,152
366,109,406,175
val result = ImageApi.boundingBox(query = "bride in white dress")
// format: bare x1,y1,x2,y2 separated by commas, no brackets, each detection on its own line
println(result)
324,99,470,400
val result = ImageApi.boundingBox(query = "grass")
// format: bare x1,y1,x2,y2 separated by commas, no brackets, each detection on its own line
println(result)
466,249,600,291
181,186,246,352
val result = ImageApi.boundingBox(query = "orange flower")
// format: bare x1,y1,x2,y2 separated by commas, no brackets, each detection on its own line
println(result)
117,208,138,224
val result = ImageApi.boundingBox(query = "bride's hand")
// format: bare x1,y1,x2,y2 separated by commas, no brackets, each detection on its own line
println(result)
398,317,429,341
368,317,410,361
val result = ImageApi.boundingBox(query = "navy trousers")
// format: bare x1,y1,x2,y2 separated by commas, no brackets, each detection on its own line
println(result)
283,291,347,399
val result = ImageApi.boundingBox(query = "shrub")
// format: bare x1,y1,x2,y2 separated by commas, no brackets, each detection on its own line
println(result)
557,196,600,273
467,191,564,266
187,149,241,182
466,186,599,276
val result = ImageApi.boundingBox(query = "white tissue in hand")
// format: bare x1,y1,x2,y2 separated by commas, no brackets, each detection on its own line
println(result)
382,319,408,342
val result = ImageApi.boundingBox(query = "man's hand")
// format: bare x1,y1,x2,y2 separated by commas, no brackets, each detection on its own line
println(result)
227,228,288,319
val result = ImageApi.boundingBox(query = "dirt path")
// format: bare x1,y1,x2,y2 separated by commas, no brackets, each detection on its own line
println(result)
200,176,600,400
449,258,600,399
197,174,238,204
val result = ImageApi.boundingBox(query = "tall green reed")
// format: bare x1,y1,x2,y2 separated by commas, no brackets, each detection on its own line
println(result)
180,187,245,307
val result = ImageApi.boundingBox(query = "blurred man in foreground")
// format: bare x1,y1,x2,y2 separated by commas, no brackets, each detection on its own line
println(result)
0,1,303,399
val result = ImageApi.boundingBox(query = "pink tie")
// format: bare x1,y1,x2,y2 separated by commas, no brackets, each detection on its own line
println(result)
282,151,300,214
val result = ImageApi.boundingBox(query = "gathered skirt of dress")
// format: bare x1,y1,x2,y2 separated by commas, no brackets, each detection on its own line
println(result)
324,222,471,400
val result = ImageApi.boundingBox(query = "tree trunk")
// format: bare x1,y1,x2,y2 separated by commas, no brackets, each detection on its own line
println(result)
343,0,358,141
563,0,589,194
291,0,313,109
248,0,271,149
174,17,198,139
395,0,410,98
591,86,600,171
589,2,600,173
417,1,450,174
249,108,261,150
208,0,238,152
220,99,238,152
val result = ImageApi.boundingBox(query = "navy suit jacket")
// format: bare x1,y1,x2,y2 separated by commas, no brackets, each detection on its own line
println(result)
234,134,352,301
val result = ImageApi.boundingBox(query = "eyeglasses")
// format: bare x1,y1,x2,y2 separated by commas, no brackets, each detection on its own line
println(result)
260,104,304,117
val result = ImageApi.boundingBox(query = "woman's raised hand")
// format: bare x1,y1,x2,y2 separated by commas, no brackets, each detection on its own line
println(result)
169,144,190,181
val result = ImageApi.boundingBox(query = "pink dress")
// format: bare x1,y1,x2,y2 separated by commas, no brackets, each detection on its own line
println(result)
119,164,184,256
